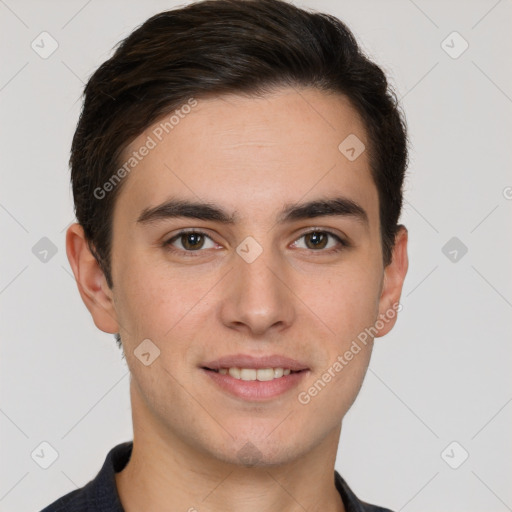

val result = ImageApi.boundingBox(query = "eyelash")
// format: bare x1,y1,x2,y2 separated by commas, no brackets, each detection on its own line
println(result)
162,229,349,257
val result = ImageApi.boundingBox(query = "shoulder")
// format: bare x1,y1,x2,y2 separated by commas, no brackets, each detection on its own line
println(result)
38,441,133,512
334,471,395,512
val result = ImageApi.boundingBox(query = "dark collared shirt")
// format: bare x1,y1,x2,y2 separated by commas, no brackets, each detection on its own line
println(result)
39,442,393,512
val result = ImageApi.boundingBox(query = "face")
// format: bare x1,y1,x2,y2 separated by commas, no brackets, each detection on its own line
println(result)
69,87,408,467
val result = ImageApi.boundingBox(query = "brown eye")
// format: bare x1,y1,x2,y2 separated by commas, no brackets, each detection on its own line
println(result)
292,230,347,253
180,232,205,250
164,230,216,253
304,231,329,250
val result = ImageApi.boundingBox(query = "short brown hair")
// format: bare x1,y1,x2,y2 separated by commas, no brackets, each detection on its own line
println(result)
70,0,408,291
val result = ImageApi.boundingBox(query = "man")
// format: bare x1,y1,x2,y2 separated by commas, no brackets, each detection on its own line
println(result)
41,0,408,510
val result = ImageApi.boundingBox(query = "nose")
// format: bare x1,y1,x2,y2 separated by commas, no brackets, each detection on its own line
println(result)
219,245,296,337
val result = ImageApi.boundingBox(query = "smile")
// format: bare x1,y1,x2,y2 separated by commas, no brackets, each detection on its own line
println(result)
208,367,299,381
202,367,308,401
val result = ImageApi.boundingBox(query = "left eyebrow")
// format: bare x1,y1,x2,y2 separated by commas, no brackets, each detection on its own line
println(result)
136,196,368,227
278,196,368,226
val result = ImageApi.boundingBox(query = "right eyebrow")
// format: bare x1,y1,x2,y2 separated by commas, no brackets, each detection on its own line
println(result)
136,199,237,225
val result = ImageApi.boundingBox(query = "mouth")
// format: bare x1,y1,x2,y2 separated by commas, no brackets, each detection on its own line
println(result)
202,367,309,401
202,366,306,381
200,354,310,401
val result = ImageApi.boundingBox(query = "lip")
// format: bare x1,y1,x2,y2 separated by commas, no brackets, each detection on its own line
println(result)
201,353,309,372
202,367,309,401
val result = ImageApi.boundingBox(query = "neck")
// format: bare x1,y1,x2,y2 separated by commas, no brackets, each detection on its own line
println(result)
115,383,345,512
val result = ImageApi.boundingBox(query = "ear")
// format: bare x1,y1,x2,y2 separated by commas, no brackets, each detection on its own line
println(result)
65,223,119,334
375,225,408,338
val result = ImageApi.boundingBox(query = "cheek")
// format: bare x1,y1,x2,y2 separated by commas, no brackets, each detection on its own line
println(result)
117,261,207,340
299,345,372,421
305,262,382,341
113,256,221,355
114,266,207,405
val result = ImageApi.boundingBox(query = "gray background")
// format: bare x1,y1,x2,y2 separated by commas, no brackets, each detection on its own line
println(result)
1,0,511,510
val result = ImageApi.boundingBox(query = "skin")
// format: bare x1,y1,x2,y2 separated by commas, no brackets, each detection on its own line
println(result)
66,87,408,512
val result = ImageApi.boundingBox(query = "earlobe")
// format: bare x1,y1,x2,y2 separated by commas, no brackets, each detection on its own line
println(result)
375,225,409,338
65,223,119,334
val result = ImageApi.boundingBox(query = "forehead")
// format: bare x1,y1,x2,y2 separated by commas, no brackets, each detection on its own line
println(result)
113,87,378,228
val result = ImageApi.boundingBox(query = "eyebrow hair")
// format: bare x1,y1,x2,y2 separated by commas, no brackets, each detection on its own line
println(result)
136,196,369,226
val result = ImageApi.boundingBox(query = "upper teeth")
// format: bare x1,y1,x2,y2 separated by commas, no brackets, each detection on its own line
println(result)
218,367,292,381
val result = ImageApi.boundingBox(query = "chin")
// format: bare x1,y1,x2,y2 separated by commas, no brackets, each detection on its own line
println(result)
208,433,304,468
